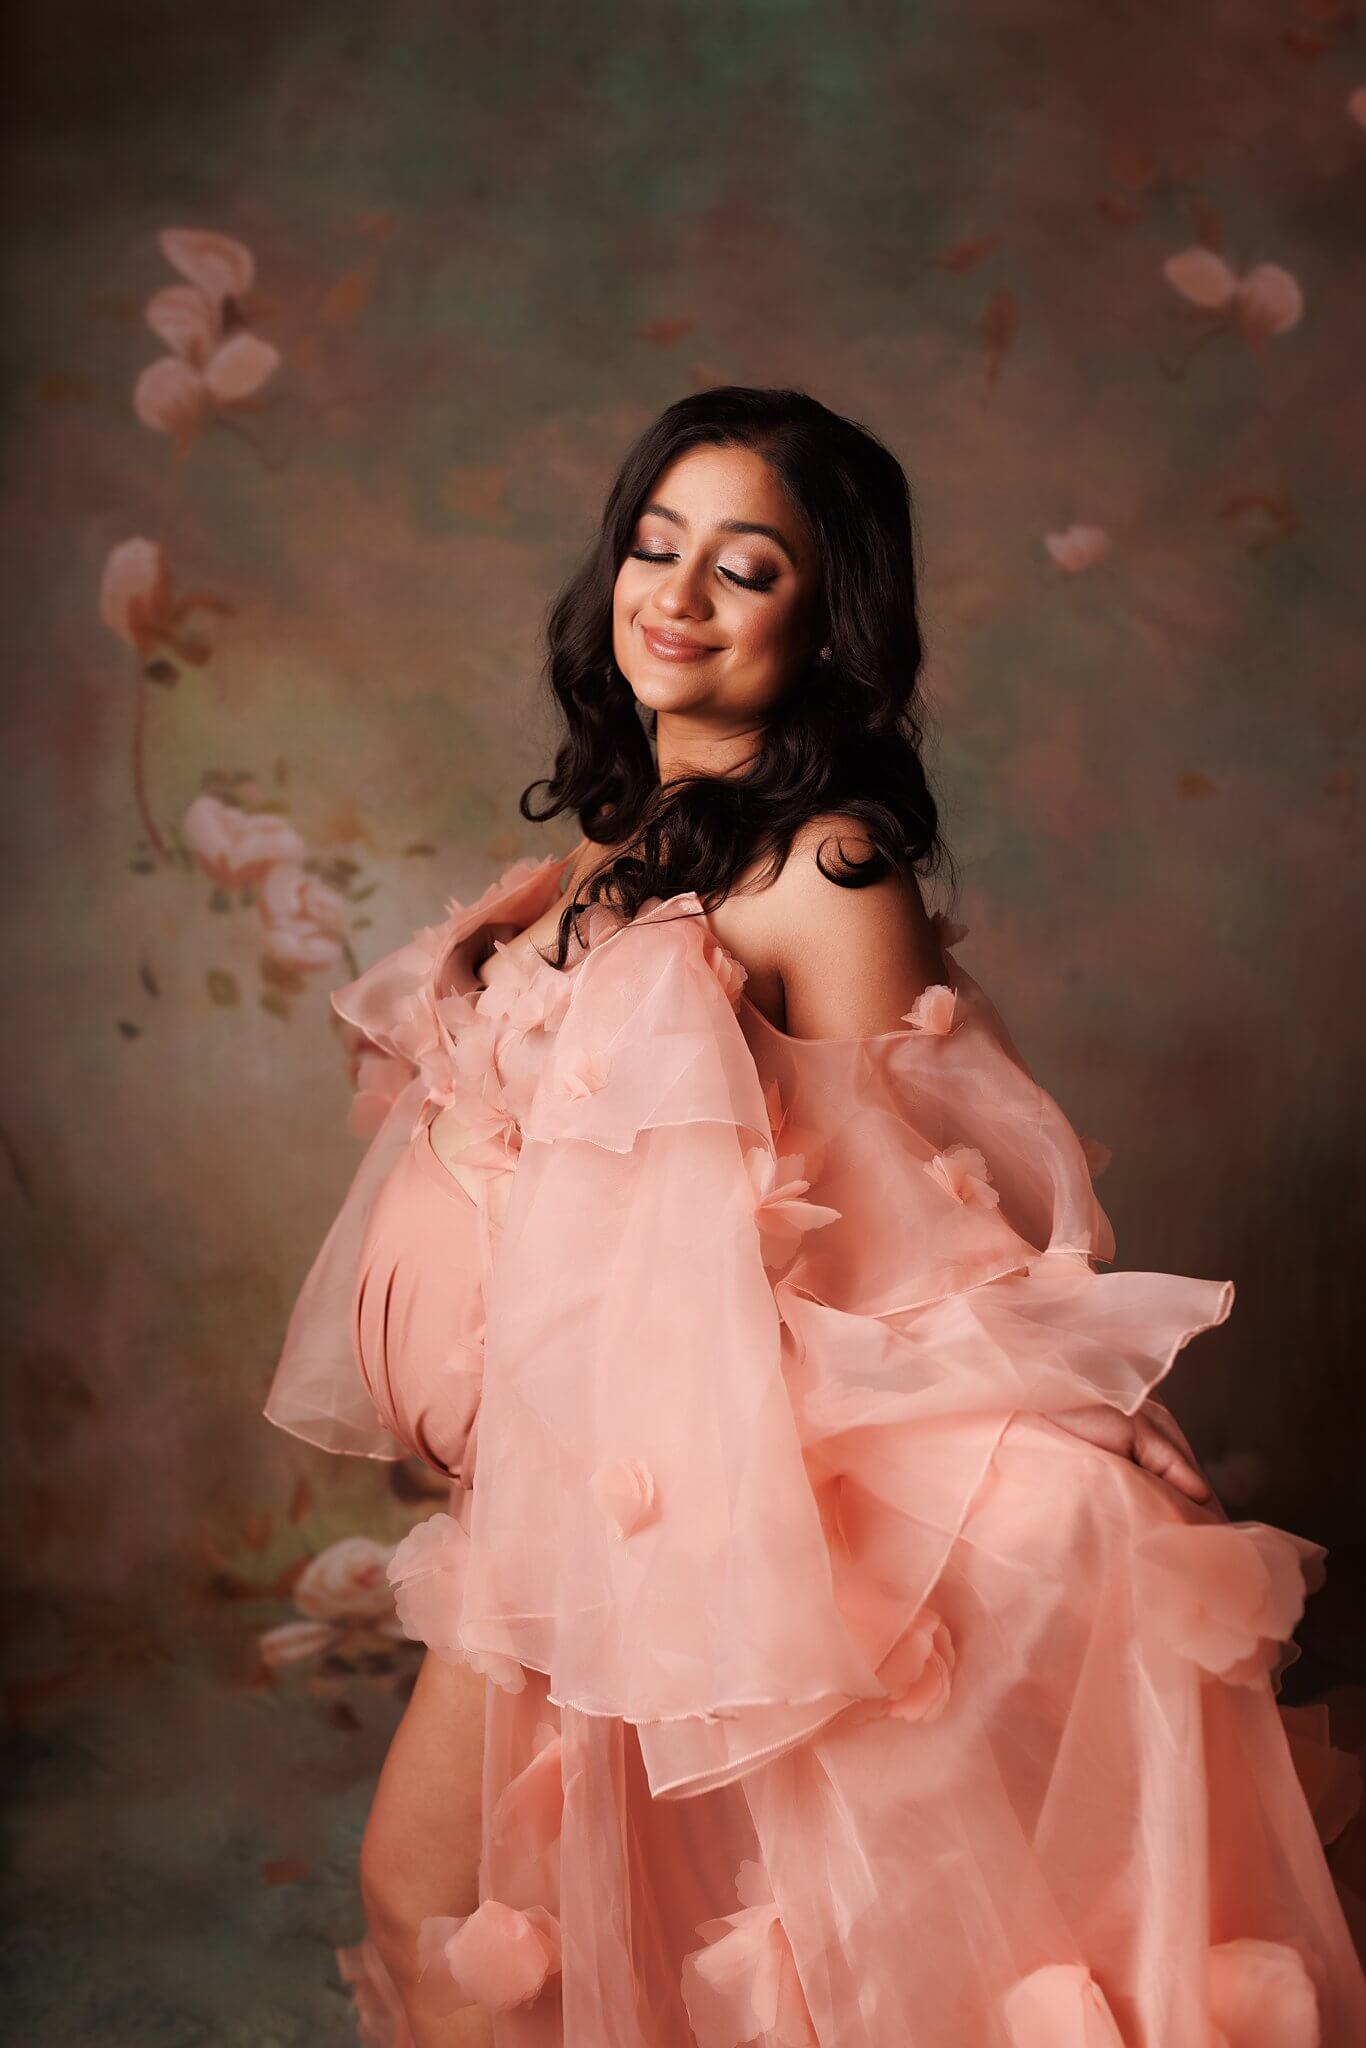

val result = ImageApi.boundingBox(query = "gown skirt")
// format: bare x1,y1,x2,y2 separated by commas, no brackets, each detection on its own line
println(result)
265,854,1366,2047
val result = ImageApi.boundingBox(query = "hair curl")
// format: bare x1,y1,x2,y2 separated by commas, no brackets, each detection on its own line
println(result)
520,384,956,963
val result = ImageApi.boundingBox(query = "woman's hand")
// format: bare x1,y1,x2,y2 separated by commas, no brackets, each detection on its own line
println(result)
1051,1402,1213,1505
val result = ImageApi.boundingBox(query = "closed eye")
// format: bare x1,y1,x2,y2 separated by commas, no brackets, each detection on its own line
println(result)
628,547,775,593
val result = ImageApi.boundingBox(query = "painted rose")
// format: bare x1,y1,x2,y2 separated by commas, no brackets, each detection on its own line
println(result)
294,1536,398,1624
258,861,350,973
182,791,308,888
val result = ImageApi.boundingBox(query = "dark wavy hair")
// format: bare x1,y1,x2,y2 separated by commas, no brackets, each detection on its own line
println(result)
520,384,956,962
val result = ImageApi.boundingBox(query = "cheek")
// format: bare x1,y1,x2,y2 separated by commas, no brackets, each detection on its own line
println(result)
728,593,807,671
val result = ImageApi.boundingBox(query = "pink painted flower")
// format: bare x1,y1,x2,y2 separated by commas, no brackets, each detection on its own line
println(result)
134,229,280,455
181,791,307,887
1044,525,1112,573
903,983,957,1034
746,1150,842,1268
258,861,350,973
589,1459,657,1539
417,1901,562,2012
681,1859,818,2048
1134,1522,1324,1686
259,861,348,935
295,1536,398,1624
1207,1937,1319,2048
923,1143,1000,1209
1162,249,1303,343
257,1619,339,1671
99,537,232,661
560,1051,611,1100
1002,1963,1125,2046
386,1512,526,1693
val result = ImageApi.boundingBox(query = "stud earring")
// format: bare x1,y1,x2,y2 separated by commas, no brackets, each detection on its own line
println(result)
818,643,833,662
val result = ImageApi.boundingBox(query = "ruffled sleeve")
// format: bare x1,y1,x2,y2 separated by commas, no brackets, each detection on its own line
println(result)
437,899,1235,1800
262,854,575,1459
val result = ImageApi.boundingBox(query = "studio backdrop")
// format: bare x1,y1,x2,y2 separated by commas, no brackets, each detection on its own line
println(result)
3,2,1363,2040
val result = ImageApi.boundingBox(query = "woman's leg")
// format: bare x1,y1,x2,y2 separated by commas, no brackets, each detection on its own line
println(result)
359,1647,494,2048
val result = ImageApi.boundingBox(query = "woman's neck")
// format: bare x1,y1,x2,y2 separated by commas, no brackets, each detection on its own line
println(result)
654,711,764,786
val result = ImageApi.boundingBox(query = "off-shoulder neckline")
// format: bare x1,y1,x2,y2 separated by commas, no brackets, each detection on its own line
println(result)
445,862,971,1050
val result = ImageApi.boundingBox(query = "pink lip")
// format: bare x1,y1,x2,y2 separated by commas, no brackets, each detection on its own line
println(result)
641,625,714,662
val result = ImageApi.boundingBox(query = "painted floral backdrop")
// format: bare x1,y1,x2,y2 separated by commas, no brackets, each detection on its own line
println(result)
3,1,1364,2039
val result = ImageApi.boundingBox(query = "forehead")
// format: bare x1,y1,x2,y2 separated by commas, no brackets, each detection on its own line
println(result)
639,445,809,566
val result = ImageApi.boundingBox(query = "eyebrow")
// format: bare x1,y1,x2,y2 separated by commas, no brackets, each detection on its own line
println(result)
640,500,797,569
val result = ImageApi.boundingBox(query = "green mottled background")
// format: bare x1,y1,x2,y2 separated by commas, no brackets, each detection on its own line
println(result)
3,0,1363,2039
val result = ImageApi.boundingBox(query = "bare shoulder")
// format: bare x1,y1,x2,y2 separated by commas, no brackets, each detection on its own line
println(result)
755,815,949,1040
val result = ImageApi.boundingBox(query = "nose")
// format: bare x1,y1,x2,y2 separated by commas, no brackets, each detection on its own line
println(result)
651,553,713,623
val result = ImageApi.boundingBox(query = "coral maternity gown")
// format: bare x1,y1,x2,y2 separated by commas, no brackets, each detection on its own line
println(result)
264,852,1366,2047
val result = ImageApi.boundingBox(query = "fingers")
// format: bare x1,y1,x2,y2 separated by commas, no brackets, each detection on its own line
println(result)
1131,1414,1212,1503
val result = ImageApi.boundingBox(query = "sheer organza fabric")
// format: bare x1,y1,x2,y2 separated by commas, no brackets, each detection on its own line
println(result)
265,854,1366,2046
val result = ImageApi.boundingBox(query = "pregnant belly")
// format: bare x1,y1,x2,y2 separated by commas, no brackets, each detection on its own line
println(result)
354,1121,488,1479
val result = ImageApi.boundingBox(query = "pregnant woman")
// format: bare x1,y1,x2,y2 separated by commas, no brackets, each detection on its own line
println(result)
265,386,1366,2045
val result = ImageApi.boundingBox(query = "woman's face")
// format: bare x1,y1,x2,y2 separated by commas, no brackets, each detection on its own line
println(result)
612,444,825,732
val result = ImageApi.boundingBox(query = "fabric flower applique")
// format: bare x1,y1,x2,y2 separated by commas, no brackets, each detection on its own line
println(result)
746,1149,842,1268
702,931,749,1006
1133,1521,1324,1688
560,1050,611,1100
1001,1963,1125,2046
923,1143,1000,1209
487,1737,565,1910
589,1458,657,1539
850,1607,955,1729
681,1858,818,2048
476,942,574,1038
1207,1937,1319,2048
386,1512,526,1693
902,982,957,1034
416,1899,562,2014
1079,1133,1113,1179
1280,1703,1364,1847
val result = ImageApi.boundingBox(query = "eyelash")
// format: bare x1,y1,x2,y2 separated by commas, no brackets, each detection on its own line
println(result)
628,547,776,593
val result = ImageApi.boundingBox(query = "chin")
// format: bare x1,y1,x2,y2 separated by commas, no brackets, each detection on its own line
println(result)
620,667,712,717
